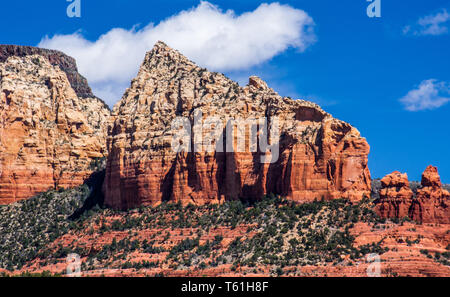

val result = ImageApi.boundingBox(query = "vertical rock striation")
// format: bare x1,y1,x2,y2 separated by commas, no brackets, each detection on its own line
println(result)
410,166,450,224
103,41,371,209
374,171,414,219
0,46,110,204
375,166,450,224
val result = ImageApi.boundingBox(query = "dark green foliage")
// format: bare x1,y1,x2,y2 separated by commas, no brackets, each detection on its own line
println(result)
0,186,392,275
0,186,91,270
216,197,385,270
0,271,62,277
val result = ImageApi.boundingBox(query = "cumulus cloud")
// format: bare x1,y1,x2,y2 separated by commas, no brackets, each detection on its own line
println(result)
403,9,450,36
400,79,450,111
38,1,316,106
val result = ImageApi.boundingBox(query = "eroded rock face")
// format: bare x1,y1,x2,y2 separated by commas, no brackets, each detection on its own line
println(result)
0,45,94,98
375,166,450,224
103,41,371,209
410,166,450,224
0,49,110,204
374,171,414,219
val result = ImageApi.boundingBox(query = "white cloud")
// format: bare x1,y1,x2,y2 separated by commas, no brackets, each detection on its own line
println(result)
38,1,316,106
400,79,450,111
403,9,450,36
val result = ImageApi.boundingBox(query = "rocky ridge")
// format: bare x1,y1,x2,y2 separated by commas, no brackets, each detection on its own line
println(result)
0,48,110,204
0,45,97,99
103,41,371,209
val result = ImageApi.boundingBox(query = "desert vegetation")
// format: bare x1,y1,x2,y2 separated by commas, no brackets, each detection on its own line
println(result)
0,186,91,270
0,179,448,276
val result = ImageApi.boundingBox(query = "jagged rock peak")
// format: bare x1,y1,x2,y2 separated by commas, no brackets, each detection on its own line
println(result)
248,76,270,91
421,165,442,188
104,41,372,209
126,41,330,117
141,41,199,72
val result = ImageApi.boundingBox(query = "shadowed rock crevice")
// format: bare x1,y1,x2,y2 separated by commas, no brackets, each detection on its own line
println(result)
69,169,106,220
103,41,371,209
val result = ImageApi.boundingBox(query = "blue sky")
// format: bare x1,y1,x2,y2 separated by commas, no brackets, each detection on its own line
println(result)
1,0,449,182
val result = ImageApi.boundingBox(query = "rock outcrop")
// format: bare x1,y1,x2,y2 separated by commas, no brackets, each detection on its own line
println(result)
103,41,371,209
410,166,450,224
374,171,414,219
0,47,110,204
375,166,450,224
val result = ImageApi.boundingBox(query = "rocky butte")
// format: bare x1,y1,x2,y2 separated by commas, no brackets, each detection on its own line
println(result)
0,45,110,204
375,166,450,224
103,41,371,209
411,166,450,224
374,171,414,219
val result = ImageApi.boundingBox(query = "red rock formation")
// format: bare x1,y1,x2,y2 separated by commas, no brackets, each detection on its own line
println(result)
0,47,110,204
375,166,450,224
410,166,450,224
375,171,413,219
103,41,371,209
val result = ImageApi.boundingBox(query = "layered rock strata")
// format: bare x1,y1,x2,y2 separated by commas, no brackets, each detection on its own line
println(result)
375,166,449,224
374,171,414,219
0,47,110,204
410,166,450,224
104,41,371,209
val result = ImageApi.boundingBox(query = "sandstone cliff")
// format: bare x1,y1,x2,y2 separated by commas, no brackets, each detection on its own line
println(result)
410,166,450,224
103,41,371,209
0,46,110,204
375,166,450,224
